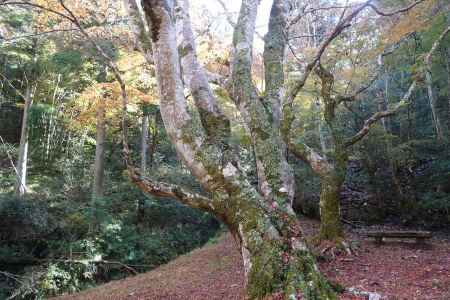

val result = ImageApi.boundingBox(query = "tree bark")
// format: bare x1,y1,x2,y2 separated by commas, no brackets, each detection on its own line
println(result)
318,172,344,240
15,85,32,199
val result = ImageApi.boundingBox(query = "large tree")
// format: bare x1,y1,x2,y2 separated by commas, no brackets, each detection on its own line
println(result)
134,0,336,298
127,0,447,298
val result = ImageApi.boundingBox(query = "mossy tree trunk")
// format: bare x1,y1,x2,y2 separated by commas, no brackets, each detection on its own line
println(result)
134,0,336,298
228,199,336,299
285,64,348,242
318,172,344,241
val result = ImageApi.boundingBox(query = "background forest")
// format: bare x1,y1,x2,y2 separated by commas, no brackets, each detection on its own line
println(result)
0,0,449,299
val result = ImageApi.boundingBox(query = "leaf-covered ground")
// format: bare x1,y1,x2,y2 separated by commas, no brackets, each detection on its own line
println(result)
55,219,450,300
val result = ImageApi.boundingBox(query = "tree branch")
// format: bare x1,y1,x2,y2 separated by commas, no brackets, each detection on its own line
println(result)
345,25,450,147
215,0,236,27
344,81,416,147
287,139,333,176
366,0,425,17
123,0,154,64
284,0,427,105
0,1,75,22
176,0,230,146
56,0,133,164
337,32,416,104
282,0,429,147
263,0,289,126
127,167,216,213
215,0,264,40
0,28,79,42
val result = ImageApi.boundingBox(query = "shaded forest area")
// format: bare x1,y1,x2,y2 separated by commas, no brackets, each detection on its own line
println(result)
0,0,449,299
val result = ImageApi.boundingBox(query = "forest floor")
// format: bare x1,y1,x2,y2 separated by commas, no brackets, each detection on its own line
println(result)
55,218,450,300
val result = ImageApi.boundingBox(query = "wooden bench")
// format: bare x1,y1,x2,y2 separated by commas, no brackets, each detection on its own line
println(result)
367,231,432,244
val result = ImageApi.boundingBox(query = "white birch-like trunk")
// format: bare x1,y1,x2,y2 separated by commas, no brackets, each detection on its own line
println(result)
15,85,32,199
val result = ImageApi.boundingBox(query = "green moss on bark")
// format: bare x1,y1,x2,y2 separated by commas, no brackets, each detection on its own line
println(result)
318,174,344,241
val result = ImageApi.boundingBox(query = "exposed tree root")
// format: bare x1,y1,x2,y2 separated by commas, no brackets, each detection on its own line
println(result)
310,237,356,261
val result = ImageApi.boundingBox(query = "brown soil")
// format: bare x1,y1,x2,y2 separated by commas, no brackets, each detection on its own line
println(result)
55,219,450,300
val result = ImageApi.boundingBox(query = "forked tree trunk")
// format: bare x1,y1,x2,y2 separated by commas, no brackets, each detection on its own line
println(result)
138,0,337,298
15,85,32,199
311,64,347,242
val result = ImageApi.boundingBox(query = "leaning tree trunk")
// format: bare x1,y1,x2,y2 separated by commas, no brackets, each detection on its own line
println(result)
425,34,445,141
15,85,32,199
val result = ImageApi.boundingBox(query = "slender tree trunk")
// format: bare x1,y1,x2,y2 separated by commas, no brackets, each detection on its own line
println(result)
140,113,149,173
148,114,158,168
137,112,149,223
445,47,450,136
93,98,106,198
15,85,32,199
380,68,390,132
425,42,444,141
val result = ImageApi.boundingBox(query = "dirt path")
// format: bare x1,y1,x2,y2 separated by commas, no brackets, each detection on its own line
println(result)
56,233,245,300
55,219,450,300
